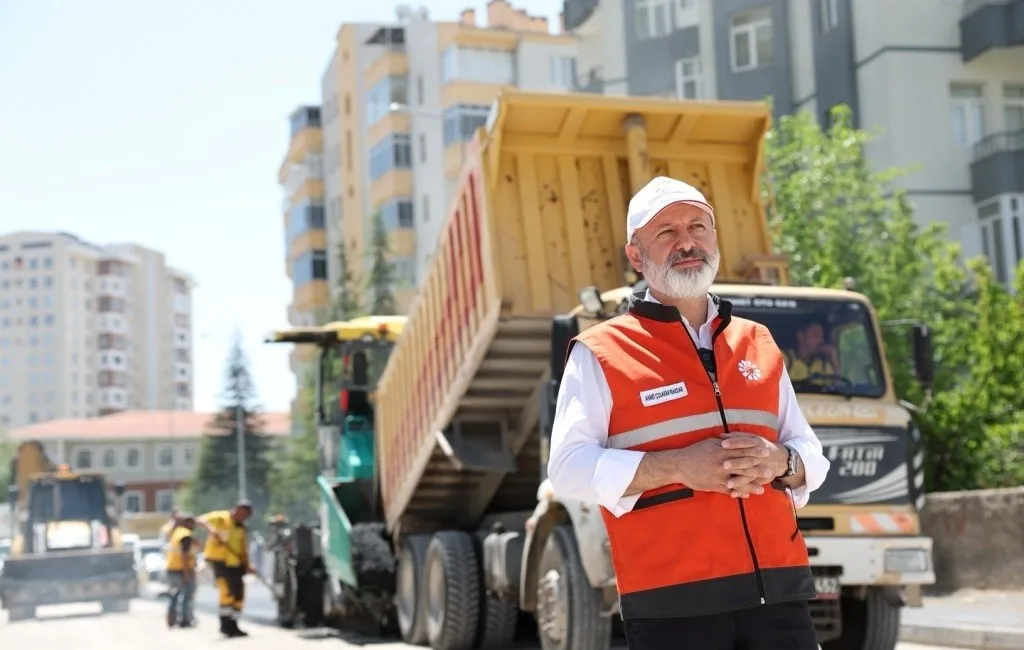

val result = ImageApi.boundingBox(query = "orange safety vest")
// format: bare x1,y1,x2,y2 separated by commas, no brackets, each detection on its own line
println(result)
573,293,815,620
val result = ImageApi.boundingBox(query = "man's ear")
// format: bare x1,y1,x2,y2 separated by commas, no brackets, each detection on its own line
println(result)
624,243,643,273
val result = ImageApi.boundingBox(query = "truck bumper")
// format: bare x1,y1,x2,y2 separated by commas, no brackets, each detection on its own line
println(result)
805,536,935,586
2,573,139,608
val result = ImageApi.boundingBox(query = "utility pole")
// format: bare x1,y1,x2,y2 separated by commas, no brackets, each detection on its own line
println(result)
236,403,247,501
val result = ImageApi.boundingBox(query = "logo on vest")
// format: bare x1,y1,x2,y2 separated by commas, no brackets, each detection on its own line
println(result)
738,360,763,381
639,382,688,406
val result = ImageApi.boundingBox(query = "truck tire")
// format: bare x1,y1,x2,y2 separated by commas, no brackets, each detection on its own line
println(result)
396,534,431,645
477,588,519,649
824,587,901,650
536,525,611,650
424,530,481,650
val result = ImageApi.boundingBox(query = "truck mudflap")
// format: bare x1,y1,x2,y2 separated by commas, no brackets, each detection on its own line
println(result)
316,476,395,593
1,549,138,608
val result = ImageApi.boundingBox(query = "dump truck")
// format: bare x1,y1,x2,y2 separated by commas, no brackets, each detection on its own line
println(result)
1,441,138,621
269,90,936,650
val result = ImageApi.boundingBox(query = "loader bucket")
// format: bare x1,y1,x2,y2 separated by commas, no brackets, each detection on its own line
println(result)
0,548,138,608
316,476,394,593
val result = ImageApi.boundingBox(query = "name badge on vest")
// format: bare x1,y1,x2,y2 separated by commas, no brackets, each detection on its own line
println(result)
639,382,688,407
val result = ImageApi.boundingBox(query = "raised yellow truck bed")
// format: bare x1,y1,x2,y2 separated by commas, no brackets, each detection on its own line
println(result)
376,90,778,534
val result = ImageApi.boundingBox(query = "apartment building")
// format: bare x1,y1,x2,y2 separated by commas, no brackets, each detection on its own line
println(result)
565,0,1024,280
7,410,290,514
279,0,580,336
0,231,194,429
280,106,328,377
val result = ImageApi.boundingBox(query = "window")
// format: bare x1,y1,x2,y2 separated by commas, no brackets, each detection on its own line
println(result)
292,249,329,284
286,201,326,248
422,195,430,224
290,107,321,136
156,445,174,468
675,57,704,100
730,6,773,72
950,83,985,147
381,198,415,230
418,133,427,163
549,55,576,88
820,0,839,32
123,491,144,513
75,448,92,469
636,0,672,39
369,133,412,180
183,445,198,467
416,75,424,105
674,0,698,28
1004,84,1024,131
364,75,409,126
102,448,116,469
443,104,491,147
441,46,515,85
156,490,175,513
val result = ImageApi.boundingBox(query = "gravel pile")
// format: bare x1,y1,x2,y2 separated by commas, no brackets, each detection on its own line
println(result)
351,522,396,593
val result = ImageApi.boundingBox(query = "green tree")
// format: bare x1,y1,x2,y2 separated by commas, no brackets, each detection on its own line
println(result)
764,104,1024,491
331,238,363,321
185,331,276,519
0,429,14,503
268,368,321,523
367,211,398,315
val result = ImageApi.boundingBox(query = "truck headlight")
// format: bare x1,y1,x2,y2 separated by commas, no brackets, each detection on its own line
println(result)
884,548,930,573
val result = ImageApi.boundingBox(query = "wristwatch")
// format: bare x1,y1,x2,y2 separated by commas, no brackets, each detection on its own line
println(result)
781,446,799,478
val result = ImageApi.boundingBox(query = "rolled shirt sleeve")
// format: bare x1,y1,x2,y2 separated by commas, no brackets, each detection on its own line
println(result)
546,343,644,518
776,364,830,507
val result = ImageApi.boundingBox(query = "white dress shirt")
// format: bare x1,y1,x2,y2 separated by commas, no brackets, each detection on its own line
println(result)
547,291,830,518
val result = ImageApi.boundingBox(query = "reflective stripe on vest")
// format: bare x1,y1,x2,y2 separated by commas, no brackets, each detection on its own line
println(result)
575,297,815,619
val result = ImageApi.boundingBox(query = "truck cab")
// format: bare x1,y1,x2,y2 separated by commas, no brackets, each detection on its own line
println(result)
537,279,937,649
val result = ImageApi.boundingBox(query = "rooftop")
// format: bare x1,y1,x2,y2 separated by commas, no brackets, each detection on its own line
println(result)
7,410,293,441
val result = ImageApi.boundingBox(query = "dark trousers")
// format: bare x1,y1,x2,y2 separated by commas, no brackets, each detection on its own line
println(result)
623,600,819,650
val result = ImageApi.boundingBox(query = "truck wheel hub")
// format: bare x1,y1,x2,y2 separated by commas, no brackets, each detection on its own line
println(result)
538,569,566,643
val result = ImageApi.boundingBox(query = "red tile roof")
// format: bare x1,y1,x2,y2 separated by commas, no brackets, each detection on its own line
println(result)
7,410,293,441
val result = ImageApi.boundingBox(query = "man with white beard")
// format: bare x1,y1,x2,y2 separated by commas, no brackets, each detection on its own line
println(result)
546,176,829,650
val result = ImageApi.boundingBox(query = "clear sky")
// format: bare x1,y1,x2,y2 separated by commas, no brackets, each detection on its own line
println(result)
0,0,562,414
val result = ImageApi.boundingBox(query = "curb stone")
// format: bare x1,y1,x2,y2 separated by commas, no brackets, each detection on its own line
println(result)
900,623,1024,650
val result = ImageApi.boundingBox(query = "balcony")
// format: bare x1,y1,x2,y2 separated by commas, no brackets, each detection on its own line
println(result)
172,294,190,313
174,328,190,347
173,361,191,382
98,387,129,410
563,0,599,31
97,353,129,372
97,314,130,335
960,0,1024,62
971,129,1024,202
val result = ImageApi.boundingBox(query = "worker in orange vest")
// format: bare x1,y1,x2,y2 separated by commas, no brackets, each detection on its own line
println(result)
547,176,831,650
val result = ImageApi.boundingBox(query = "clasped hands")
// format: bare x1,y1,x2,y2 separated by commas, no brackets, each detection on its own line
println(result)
678,433,789,499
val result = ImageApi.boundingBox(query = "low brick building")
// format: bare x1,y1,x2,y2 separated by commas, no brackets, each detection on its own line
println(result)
7,410,291,513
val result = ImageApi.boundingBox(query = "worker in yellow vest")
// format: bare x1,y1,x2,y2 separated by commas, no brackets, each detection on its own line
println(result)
164,514,198,628
198,500,254,638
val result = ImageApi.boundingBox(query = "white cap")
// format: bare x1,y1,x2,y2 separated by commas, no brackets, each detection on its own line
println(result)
626,176,715,244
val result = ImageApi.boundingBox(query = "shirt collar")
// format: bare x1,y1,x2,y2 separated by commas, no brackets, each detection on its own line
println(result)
643,289,719,327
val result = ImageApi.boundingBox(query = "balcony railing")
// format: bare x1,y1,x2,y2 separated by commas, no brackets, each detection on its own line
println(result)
969,128,1024,202
960,0,1024,62
973,128,1024,160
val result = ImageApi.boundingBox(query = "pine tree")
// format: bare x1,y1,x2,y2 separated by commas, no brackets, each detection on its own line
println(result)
267,367,320,522
186,330,275,519
331,238,363,321
367,211,398,315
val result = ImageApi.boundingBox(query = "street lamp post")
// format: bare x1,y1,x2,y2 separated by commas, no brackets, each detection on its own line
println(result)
236,403,247,501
